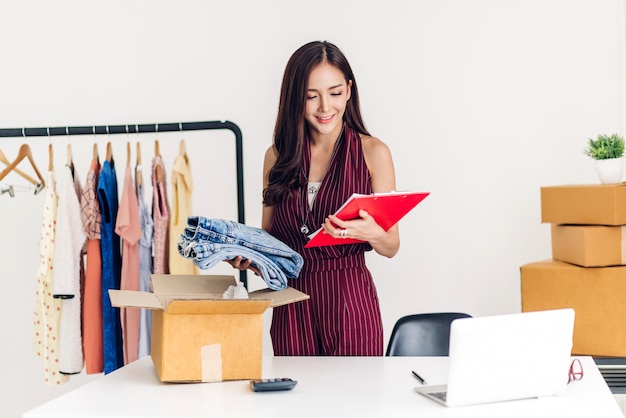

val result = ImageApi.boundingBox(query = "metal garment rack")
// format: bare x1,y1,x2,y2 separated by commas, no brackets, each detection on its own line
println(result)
0,120,247,285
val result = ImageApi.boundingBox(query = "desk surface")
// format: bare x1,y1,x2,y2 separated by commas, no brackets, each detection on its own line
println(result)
24,356,623,418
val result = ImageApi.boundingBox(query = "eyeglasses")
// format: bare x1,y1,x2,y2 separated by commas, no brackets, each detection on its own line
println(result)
568,358,584,384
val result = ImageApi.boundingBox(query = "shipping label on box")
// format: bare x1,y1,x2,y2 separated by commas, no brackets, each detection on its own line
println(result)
551,224,626,267
520,260,626,357
109,274,309,383
541,183,626,225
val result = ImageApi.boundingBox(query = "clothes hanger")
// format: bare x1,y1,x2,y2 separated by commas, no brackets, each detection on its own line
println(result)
0,143,46,190
90,126,99,163
178,123,189,163
154,123,160,157
154,137,163,182
63,127,74,175
126,141,131,168
104,125,113,163
48,127,53,172
106,141,113,163
0,148,39,186
48,144,53,172
136,141,143,186
179,139,189,165
66,143,74,172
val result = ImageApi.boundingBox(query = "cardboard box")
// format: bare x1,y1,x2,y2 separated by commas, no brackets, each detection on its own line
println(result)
551,224,626,267
109,274,309,383
520,260,626,357
541,183,626,225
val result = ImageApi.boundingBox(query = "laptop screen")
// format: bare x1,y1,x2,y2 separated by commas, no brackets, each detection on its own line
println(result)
444,308,575,407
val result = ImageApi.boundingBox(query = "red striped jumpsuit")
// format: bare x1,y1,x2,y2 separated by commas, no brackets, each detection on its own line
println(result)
268,125,384,356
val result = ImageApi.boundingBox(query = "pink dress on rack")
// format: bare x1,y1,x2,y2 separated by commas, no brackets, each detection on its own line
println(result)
152,155,170,275
115,166,142,365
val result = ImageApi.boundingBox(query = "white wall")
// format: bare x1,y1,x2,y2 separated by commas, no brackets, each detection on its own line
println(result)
1,1,624,416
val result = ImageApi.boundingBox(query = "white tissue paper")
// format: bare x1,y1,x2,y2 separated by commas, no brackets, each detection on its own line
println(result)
222,281,249,299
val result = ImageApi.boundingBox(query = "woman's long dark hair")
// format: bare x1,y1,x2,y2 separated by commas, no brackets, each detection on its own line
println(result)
263,41,369,206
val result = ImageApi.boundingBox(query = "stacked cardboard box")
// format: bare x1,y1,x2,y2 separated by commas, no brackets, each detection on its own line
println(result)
520,184,626,357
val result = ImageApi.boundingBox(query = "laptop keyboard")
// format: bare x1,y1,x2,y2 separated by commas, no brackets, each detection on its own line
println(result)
430,391,447,402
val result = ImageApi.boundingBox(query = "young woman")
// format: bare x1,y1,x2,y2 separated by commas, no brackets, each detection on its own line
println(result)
236,40,399,356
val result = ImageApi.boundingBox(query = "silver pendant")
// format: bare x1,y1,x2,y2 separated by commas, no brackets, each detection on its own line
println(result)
300,224,310,235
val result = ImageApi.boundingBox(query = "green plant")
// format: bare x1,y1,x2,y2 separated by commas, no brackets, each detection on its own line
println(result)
583,134,625,160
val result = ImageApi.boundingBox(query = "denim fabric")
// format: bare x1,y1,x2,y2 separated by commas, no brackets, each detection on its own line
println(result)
97,160,123,374
177,217,303,290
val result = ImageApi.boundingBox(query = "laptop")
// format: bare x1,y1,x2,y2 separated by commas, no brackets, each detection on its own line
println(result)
414,308,575,407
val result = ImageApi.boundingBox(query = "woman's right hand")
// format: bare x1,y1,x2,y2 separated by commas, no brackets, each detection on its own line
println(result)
225,256,262,277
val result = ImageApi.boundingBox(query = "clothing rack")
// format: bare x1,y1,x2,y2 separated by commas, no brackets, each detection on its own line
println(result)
0,120,247,285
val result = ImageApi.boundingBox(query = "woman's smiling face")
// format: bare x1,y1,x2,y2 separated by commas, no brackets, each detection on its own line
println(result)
304,62,352,138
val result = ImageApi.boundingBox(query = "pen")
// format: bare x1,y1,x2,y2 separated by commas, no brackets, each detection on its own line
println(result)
412,370,427,385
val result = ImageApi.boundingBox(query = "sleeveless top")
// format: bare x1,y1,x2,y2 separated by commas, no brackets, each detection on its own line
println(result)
268,124,383,356
269,124,372,273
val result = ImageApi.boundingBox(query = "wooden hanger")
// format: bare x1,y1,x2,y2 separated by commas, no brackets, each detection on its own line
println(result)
48,144,53,172
136,142,143,186
0,148,40,186
0,144,45,189
93,142,99,162
126,141,131,168
179,139,189,164
66,143,74,171
106,141,113,162
155,139,163,182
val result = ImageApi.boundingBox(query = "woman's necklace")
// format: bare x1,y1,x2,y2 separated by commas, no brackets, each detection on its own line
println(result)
300,182,321,235
299,125,344,236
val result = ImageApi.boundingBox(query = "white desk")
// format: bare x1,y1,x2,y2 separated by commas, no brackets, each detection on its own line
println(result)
24,356,623,418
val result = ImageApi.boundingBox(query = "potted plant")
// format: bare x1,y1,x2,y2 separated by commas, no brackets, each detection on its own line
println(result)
583,133,625,184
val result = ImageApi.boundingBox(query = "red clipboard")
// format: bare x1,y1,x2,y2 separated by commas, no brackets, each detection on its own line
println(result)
304,191,430,248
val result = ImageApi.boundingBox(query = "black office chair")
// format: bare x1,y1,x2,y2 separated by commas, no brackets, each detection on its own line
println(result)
385,312,472,356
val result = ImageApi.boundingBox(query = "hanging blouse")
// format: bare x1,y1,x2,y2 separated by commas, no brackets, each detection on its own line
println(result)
152,155,170,275
81,158,103,374
115,166,142,365
52,165,87,374
136,165,154,358
33,170,68,385
169,143,197,274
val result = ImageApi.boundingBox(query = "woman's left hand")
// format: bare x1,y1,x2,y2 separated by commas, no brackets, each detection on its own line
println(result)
323,209,385,243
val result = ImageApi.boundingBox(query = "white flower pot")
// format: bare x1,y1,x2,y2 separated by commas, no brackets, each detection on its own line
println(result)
595,157,625,184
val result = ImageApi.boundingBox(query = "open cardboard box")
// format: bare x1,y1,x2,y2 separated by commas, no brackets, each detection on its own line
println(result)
109,274,309,383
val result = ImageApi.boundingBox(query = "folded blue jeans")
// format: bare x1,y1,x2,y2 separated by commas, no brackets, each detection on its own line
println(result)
177,217,303,290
